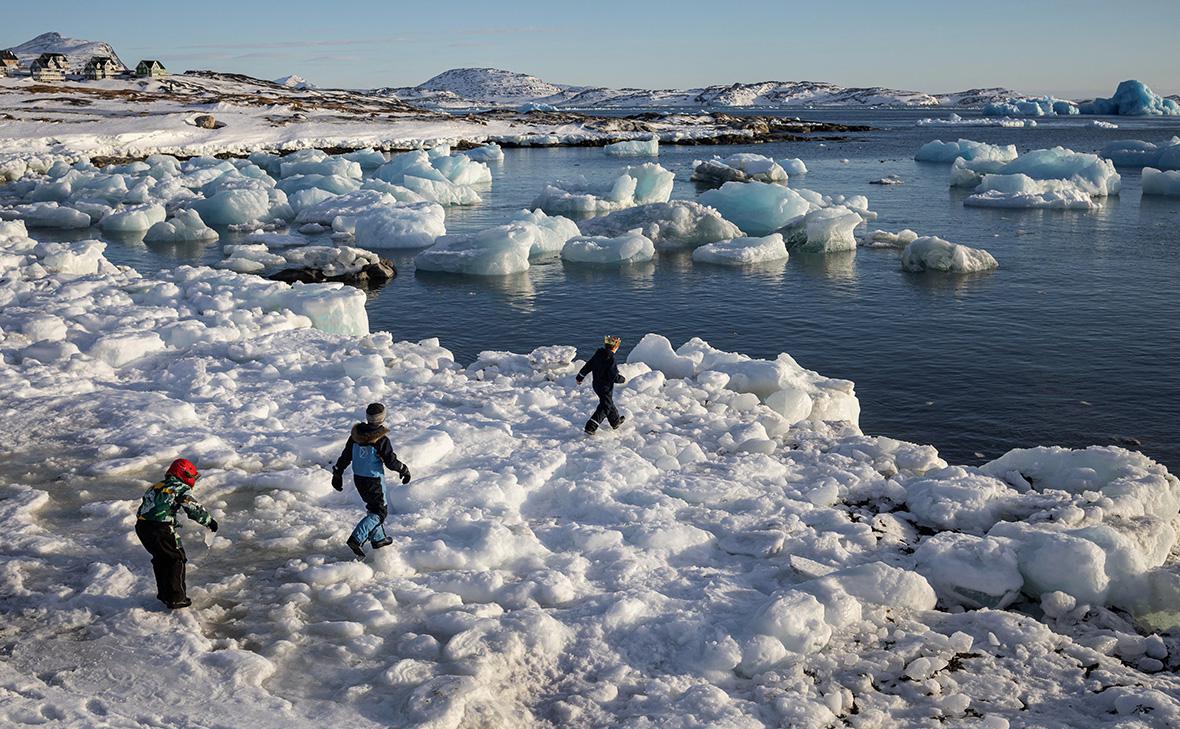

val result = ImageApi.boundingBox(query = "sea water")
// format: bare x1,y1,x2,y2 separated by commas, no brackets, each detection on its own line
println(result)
76,109,1180,469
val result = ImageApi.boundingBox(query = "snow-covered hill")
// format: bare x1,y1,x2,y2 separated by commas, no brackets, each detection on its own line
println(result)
416,67,566,102
7,31,126,72
273,74,316,90
383,68,1018,110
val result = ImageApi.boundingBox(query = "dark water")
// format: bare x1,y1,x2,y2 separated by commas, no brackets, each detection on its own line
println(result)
49,109,1180,470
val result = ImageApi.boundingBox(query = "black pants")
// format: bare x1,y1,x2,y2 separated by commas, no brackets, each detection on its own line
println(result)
355,475,388,520
585,390,620,433
136,520,187,604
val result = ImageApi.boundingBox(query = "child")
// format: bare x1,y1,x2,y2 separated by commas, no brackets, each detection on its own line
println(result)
576,335,627,435
332,403,411,559
135,458,219,610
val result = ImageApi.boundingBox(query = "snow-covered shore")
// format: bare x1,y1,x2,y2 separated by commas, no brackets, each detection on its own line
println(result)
2,214,1179,727
0,73,861,171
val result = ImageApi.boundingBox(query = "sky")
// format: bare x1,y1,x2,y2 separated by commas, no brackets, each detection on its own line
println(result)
4,0,1179,98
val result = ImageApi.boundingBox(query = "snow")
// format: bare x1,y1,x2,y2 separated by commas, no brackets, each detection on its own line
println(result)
914,138,1018,164
533,163,674,215
603,137,659,157
698,181,811,236
144,209,219,243
1101,137,1180,170
1142,167,1180,197
901,236,998,273
692,234,789,266
1,218,1179,726
692,153,789,184
575,201,743,249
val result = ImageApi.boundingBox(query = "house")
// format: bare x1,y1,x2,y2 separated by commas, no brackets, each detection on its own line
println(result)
0,50,19,77
84,55,119,80
30,53,68,82
136,59,167,79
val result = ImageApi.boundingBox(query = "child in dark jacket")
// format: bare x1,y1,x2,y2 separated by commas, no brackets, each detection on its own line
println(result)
135,458,219,610
332,403,411,559
576,335,627,435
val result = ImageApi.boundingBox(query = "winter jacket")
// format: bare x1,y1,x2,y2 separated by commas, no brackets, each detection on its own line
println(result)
578,347,626,395
136,475,213,527
334,423,409,484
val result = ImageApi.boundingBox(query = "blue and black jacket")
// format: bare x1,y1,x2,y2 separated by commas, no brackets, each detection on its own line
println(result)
333,423,409,518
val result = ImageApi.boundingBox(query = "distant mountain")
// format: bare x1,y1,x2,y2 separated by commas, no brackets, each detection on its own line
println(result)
7,32,126,72
416,68,565,103
381,67,1019,110
274,74,316,90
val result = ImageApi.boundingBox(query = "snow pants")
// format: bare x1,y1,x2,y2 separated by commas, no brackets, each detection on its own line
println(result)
350,475,389,545
136,520,187,604
585,390,621,433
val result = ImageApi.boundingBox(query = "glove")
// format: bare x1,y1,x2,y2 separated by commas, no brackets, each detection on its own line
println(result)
575,375,584,385
401,468,412,485
208,518,219,533
331,470,343,491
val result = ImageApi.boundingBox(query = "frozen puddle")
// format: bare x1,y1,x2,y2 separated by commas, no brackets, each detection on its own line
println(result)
1,221,1179,727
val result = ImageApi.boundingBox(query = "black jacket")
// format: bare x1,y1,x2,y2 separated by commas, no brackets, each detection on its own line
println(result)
578,347,625,395
333,423,409,480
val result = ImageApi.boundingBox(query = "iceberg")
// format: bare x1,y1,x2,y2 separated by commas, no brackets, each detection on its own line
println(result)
144,209,219,243
533,163,674,215
576,201,743,250
561,231,655,265
914,139,1018,164
779,158,807,176
0,201,92,229
1079,80,1180,116
351,201,447,249
795,206,861,253
692,234,789,266
508,209,580,256
901,236,998,273
603,138,659,157
374,150,489,206
692,153,788,185
965,175,1097,210
414,223,535,276
1142,168,1180,197
698,181,812,236
982,96,1079,117
99,203,166,233
1100,137,1180,170
463,143,505,162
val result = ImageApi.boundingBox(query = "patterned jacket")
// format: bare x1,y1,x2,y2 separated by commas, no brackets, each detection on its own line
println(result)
136,475,213,527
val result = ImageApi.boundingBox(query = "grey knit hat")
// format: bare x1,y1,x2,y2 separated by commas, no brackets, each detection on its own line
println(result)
365,402,386,425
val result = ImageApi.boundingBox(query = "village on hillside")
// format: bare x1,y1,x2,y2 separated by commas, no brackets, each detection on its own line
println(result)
0,47,166,81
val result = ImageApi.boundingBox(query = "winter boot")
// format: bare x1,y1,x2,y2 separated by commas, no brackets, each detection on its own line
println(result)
584,419,599,435
165,597,192,610
346,537,366,559
372,536,393,549
612,415,626,430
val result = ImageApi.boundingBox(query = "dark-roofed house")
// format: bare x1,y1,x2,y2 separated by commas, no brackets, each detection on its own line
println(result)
0,50,19,77
30,53,68,82
84,55,119,80
135,59,167,79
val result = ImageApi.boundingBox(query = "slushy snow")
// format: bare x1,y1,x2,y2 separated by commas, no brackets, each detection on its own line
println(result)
0,220,1178,727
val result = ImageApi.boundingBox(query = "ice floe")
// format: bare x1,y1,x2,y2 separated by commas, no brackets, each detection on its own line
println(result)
560,231,656,265
691,233,789,266
533,163,674,215
901,236,998,273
